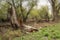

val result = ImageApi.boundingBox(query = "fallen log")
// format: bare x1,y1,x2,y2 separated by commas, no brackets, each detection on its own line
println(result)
20,24,38,34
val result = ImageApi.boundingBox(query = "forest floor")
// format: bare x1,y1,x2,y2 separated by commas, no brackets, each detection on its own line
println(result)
26,21,59,28
13,22,60,40
0,21,60,40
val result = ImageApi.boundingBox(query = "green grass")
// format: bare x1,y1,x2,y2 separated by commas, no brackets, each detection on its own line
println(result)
0,23,60,40
13,23,60,40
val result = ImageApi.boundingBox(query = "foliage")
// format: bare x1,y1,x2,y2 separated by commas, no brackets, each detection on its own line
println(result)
29,9,39,18
13,23,60,40
0,3,10,19
0,0,39,22
38,6,49,19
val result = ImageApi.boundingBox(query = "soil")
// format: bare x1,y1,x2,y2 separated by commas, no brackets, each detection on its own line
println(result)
25,21,59,29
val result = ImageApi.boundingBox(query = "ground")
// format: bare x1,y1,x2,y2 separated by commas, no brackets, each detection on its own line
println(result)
13,22,60,40
0,22,60,40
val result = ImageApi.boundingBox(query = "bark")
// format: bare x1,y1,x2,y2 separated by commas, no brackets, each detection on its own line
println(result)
10,6,20,29
7,2,19,29
49,0,59,21
7,0,24,30
23,7,33,22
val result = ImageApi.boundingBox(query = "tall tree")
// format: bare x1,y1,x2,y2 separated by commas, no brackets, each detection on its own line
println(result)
7,1,21,29
48,0,60,21
19,0,38,22
6,0,38,22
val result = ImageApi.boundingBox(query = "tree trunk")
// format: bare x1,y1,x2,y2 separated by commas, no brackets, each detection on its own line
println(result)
8,6,20,29
49,0,59,21
52,6,58,21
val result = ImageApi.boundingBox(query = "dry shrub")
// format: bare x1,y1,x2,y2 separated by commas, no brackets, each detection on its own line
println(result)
1,29,22,40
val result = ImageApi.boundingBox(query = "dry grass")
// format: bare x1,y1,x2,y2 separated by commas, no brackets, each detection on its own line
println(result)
1,29,22,40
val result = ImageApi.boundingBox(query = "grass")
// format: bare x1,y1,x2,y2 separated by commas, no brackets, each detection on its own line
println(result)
13,23,60,40
0,23,60,40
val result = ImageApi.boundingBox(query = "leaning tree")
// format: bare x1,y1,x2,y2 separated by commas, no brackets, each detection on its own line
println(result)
6,0,38,32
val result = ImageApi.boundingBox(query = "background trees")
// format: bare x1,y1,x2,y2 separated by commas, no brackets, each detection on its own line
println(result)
0,0,60,40
0,0,38,22
0,0,60,23
48,0,60,21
